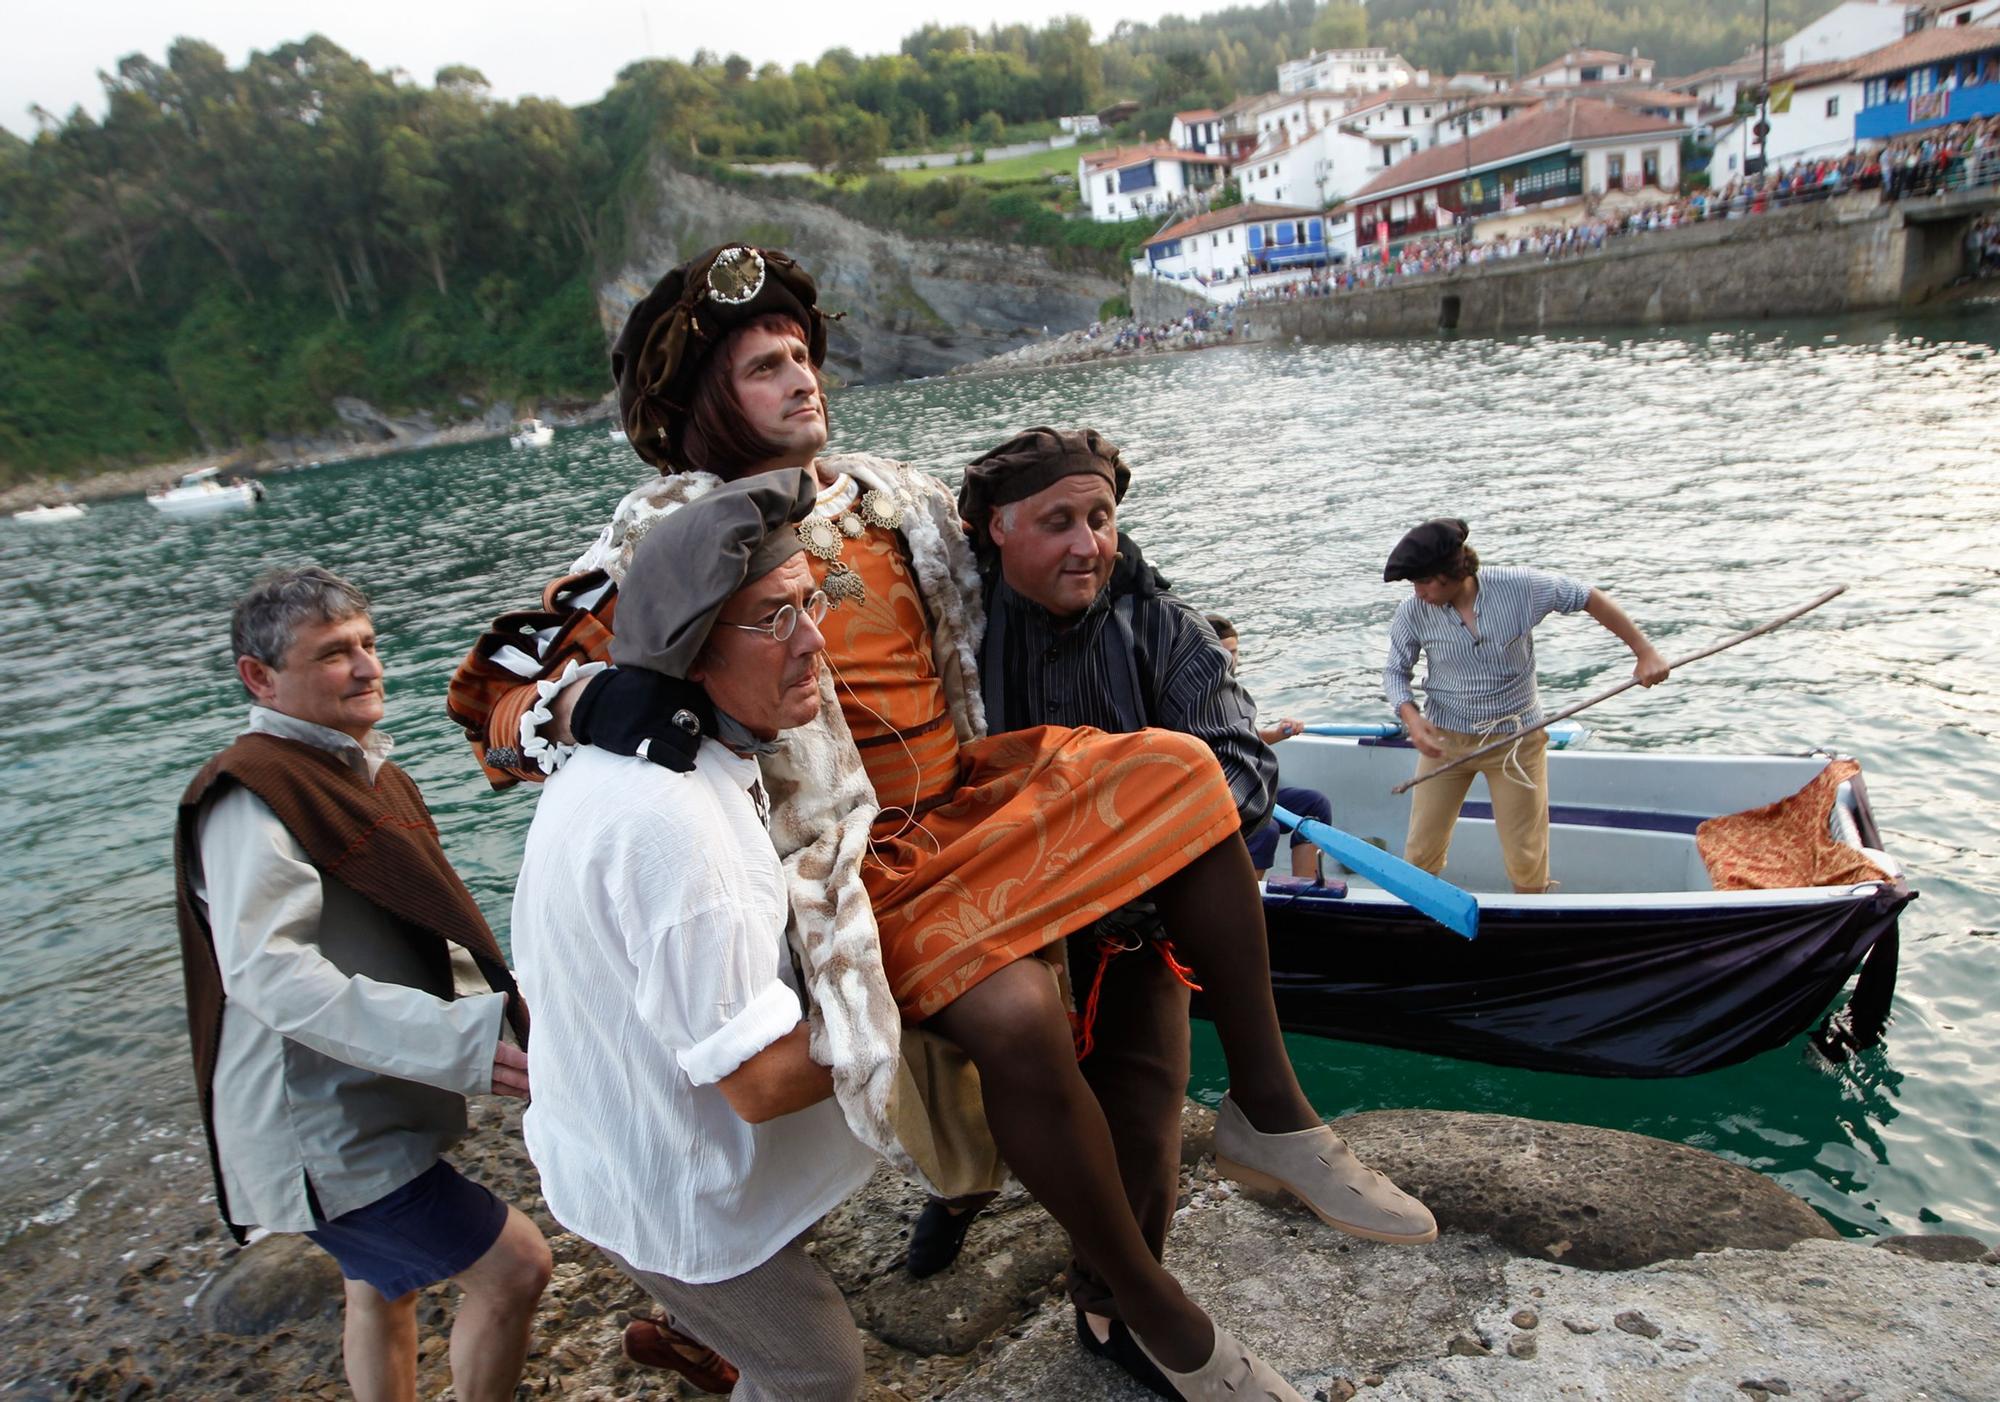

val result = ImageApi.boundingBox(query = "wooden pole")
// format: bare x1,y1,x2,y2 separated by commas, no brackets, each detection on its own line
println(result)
1390,584,1848,796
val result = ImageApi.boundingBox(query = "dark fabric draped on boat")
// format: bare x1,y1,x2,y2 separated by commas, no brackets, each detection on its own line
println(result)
1219,882,1911,1078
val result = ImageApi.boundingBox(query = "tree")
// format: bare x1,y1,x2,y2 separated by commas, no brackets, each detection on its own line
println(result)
1310,4,1368,51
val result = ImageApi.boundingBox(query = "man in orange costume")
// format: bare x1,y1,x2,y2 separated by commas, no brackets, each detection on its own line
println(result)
452,245,1432,1399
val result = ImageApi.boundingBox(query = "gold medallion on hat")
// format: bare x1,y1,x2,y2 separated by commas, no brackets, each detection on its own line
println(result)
706,246,766,306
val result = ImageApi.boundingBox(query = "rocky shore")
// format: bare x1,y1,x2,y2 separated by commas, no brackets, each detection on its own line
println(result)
950,314,1252,380
5,1098,1995,1401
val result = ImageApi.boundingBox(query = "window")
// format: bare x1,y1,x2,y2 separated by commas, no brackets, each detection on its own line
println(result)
1911,66,1935,96
1607,153,1625,182
1865,78,1888,107
1228,229,1235,243
1826,95,1840,117
1212,234,1219,247
1105,176,1114,194
1642,151,1659,183
1295,220,1308,243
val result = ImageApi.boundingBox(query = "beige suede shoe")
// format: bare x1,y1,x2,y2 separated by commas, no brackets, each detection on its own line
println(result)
1213,1094,1438,1244
1133,1323,1305,1402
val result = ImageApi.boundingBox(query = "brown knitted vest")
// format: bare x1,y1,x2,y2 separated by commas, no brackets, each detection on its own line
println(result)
173,730,526,1234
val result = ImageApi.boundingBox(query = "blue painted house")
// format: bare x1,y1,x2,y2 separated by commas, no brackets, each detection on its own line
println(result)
1138,202,1328,282
1853,25,2000,141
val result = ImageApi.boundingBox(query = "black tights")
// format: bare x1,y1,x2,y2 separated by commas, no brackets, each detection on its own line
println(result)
924,836,1315,1372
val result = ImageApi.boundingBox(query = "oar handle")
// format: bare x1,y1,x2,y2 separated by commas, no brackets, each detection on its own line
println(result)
1390,584,1848,796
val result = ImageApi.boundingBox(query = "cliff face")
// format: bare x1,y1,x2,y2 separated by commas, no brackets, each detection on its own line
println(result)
598,161,1122,386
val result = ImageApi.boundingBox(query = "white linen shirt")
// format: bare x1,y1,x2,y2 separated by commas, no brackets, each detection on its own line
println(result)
192,707,506,1231
512,740,876,1285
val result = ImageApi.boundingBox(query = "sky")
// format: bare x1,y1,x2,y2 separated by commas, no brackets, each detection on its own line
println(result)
1,0,1175,138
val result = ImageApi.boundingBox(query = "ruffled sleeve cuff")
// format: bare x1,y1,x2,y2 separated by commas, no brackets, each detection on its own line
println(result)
678,981,805,1088
520,659,609,775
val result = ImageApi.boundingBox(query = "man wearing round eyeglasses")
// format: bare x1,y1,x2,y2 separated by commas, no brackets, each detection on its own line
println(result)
510,473,879,1402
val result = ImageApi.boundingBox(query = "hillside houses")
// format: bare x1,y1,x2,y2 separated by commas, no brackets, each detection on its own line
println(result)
1086,6,2000,239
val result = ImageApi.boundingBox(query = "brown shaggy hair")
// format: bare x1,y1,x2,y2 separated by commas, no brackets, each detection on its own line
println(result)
678,313,833,478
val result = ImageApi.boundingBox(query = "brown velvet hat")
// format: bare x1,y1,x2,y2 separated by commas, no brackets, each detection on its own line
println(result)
611,244,829,472
610,469,818,678
1383,518,1470,582
957,426,1131,557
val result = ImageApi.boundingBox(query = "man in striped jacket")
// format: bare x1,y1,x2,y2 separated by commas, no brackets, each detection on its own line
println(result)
918,428,1432,1394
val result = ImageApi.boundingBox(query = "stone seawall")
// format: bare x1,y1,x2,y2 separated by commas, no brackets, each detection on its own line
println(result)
1136,193,1992,345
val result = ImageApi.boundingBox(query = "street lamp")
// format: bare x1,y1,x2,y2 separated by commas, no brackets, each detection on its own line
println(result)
1757,0,1771,174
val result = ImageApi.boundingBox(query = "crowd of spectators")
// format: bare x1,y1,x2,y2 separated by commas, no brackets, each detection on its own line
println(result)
1145,115,2000,313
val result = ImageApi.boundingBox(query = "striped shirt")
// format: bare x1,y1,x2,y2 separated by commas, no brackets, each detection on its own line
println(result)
980,536,1276,835
1384,566,1593,733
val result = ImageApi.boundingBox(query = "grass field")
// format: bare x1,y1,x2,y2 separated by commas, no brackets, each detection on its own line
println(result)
892,144,1086,186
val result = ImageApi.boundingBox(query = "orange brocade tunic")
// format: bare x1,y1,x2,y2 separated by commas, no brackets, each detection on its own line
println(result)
805,483,1240,1021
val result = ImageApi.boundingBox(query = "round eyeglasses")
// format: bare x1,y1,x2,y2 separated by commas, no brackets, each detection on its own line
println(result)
718,589,831,643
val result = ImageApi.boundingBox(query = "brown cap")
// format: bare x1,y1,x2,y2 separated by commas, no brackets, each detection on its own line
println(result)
957,427,1130,558
610,469,817,678
611,244,828,472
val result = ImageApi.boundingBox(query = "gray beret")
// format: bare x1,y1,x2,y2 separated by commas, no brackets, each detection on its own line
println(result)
611,469,817,677
958,426,1130,558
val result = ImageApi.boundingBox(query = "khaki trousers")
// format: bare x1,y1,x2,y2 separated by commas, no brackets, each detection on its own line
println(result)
1403,726,1551,892
601,1236,863,1402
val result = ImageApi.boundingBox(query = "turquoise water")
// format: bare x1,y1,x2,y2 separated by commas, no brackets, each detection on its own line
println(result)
1,310,1996,1258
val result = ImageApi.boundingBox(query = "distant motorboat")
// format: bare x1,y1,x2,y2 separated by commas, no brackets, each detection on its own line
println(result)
11,502,86,523
147,467,265,518
607,426,627,441
510,418,555,448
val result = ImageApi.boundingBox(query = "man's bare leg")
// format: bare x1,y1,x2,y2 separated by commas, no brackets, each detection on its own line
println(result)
447,1205,553,1401
341,1281,418,1402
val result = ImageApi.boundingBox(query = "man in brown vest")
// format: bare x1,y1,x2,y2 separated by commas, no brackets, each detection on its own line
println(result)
174,566,550,1402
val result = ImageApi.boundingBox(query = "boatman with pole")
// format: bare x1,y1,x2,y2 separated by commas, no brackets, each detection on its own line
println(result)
1382,519,1669,894
173,566,550,1402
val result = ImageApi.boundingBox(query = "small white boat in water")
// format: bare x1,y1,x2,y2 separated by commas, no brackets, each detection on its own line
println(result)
510,418,555,448
607,426,627,442
11,502,86,523
147,468,265,517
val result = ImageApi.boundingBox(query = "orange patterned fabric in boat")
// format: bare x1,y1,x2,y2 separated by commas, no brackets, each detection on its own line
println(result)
1696,758,1892,891
810,517,1239,1021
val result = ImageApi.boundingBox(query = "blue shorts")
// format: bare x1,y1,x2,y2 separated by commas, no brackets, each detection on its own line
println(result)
306,1160,508,1301
1247,785,1333,871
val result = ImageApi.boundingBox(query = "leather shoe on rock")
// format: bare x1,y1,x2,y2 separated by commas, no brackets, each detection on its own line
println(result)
905,1193,994,1278
1075,1306,1176,1399
1213,1093,1438,1244
621,1318,740,1394
1132,1322,1305,1402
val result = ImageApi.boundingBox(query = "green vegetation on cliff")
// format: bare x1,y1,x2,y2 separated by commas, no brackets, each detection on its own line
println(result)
1,0,1840,481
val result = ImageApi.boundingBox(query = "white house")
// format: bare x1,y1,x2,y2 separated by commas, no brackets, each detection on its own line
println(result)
1232,90,1355,150
1276,48,1424,96
1921,0,2000,27
1349,98,1685,245
1136,202,1321,282
1525,47,1658,88
1664,51,1769,126
1337,85,1472,162
1058,113,1103,136
1079,142,1228,222
1781,0,1925,69
1431,92,1546,147
1236,122,1380,207
1706,58,1866,181
1170,109,1226,155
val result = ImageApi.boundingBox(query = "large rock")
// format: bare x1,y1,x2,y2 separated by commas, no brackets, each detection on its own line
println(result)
191,1233,344,1335
1333,1109,1838,1270
599,163,1122,386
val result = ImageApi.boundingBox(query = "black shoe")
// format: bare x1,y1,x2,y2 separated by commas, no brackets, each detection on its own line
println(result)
905,1195,989,1279
1074,1306,1178,1399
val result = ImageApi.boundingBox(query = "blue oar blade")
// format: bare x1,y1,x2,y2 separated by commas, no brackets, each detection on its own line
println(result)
1298,719,1589,748
1273,805,1479,940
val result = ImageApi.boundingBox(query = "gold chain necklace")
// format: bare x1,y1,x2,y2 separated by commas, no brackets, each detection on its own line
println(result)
795,486,904,604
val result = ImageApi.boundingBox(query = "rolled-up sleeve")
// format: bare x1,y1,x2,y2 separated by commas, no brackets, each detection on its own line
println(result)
199,788,503,1098
618,844,804,1088
1383,605,1420,716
